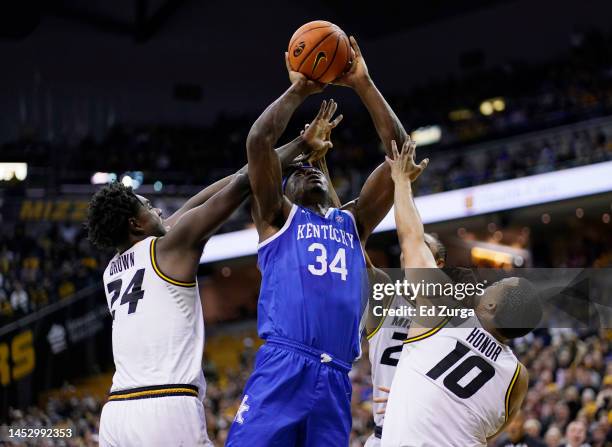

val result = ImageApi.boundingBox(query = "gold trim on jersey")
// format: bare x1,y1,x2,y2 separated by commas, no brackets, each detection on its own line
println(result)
504,363,522,421
149,238,196,287
108,384,198,401
403,317,452,344
366,297,396,341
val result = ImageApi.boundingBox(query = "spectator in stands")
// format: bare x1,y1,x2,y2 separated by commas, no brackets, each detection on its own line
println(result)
496,411,546,447
562,420,591,447
544,426,563,447
10,281,29,315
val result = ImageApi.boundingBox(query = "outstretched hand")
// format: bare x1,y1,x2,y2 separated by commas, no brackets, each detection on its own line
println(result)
296,99,343,163
333,36,370,89
385,137,429,184
285,52,326,96
373,386,390,415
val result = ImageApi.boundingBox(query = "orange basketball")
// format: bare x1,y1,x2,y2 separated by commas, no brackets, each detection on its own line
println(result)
287,20,351,84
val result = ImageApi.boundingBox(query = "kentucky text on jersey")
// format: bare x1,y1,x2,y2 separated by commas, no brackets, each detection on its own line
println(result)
466,327,503,362
257,205,366,363
296,223,355,249
108,252,135,276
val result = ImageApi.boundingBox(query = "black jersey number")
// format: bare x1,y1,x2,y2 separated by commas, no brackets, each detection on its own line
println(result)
380,332,408,367
106,268,146,316
426,341,495,399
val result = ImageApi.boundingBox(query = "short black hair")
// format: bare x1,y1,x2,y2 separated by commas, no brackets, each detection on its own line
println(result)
493,277,542,339
86,182,142,250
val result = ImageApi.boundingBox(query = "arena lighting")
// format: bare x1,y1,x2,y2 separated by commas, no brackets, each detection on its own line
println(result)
480,97,505,116
492,97,506,112
479,101,494,116
471,246,514,265
91,172,119,184
121,171,143,190
121,175,134,188
0,162,27,181
91,172,111,184
410,125,442,146
200,160,612,263
448,109,473,121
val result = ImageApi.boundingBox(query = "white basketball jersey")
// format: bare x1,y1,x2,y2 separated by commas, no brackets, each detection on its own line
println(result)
102,236,206,400
382,316,521,447
367,296,412,427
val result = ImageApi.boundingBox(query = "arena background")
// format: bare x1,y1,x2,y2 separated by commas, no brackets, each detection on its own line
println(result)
1,0,612,445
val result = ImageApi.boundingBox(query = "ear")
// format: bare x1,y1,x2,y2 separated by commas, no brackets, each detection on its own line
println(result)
128,216,145,235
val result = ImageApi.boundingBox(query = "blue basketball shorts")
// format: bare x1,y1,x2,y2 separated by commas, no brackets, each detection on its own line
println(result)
226,336,353,447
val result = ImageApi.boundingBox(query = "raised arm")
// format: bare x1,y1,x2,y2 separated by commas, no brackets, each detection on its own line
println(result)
163,134,327,229
335,37,409,242
248,56,328,241
154,173,251,283
385,139,456,321
387,140,430,269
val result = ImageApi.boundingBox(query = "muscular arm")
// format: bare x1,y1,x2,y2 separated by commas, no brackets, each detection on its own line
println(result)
163,136,311,228
338,38,409,242
154,173,251,282
487,364,529,442
351,81,407,242
394,174,437,272
356,79,408,158
248,80,321,241
386,140,448,332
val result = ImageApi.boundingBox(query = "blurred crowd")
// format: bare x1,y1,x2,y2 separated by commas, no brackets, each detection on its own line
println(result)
3,327,610,447
0,224,102,325
1,395,101,446
2,25,612,447
2,29,612,199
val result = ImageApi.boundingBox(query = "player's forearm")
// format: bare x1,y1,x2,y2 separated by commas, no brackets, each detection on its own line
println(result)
169,136,303,227
187,173,250,244
165,174,236,228
355,79,408,156
247,84,309,156
393,180,425,249
277,135,310,169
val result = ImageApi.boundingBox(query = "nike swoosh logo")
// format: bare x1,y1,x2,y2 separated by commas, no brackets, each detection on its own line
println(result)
312,51,327,73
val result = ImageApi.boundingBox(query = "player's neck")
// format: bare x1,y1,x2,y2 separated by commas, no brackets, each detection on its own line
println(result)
477,315,509,345
301,203,329,217
117,235,147,255
295,195,330,217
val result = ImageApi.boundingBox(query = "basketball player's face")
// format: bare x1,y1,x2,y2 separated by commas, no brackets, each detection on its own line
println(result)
135,195,166,237
286,167,329,201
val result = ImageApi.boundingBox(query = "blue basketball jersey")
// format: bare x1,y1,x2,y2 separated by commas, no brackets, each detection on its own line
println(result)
257,204,366,363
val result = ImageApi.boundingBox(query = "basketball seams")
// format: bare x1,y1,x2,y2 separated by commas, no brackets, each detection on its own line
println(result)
296,31,337,73
288,23,334,52
314,33,341,82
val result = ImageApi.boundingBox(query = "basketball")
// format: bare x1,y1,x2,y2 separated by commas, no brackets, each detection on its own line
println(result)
287,20,351,84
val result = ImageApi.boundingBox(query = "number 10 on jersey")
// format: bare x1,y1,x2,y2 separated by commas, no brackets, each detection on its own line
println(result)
307,243,348,281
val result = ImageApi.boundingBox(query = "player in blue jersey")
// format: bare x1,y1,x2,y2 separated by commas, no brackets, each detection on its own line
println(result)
226,37,413,446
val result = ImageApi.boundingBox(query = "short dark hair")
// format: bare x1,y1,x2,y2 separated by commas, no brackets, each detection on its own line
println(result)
493,277,542,339
86,182,142,250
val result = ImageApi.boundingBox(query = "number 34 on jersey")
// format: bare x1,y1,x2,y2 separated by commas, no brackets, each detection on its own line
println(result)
307,243,348,281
